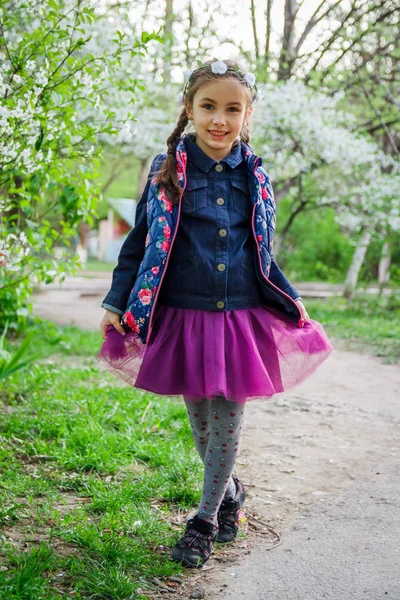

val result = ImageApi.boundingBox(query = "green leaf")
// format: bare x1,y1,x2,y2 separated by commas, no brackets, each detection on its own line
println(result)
35,125,44,151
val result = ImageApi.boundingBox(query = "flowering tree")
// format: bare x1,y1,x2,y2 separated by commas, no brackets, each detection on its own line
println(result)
252,81,388,198
0,0,161,332
95,78,181,198
337,171,400,296
251,79,400,292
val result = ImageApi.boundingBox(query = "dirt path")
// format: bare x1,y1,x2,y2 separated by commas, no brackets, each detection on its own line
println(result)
238,336,399,529
32,289,400,598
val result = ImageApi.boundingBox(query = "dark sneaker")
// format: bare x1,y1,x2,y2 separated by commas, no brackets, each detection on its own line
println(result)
216,475,246,543
169,514,218,568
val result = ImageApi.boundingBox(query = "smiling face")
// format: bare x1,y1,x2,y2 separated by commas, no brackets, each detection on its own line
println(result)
185,78,253,161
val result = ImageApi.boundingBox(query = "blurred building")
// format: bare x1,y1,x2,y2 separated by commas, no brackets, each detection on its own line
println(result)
95,198,137,263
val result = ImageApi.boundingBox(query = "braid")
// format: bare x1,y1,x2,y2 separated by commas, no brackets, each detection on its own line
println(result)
240,123,251,146
155,108,189,205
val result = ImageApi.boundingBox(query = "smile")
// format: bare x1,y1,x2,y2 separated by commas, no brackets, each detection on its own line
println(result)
208,131,228,137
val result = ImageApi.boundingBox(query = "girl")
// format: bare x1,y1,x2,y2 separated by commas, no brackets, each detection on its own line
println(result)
97,58,333,568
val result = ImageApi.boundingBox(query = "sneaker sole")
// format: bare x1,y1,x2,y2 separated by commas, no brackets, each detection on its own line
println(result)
169,548,209,568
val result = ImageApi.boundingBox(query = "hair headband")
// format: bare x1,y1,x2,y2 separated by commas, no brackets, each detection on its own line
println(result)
177,59,263,106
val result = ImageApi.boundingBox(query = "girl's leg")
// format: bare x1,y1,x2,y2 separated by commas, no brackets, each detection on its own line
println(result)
183,396,211,463
185,394,245,527
183,396,237,500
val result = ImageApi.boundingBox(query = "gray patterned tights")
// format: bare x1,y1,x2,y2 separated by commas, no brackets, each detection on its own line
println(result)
183,395,246,527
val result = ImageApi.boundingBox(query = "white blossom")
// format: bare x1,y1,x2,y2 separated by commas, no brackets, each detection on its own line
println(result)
34,68,49,87
25,59,36,72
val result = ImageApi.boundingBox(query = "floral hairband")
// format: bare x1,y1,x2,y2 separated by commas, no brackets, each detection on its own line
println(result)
177,59,263,106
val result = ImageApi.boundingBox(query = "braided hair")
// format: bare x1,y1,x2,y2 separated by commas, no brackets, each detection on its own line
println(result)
155,59,256,205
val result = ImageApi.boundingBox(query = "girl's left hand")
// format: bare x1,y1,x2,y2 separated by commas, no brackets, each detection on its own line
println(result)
295,299,310,326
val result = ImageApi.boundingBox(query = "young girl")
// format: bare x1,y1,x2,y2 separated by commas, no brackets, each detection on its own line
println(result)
97,58,333,568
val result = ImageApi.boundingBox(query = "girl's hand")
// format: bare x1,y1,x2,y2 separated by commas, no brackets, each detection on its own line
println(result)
100,310,126,340
295,299,310,326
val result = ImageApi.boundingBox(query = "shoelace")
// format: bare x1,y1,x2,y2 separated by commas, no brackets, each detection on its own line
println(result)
219,508,238,525
182,526,215,550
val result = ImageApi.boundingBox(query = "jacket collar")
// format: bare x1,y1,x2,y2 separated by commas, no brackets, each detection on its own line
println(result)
183,132,243,172
175,134,264,205
176,134,262,174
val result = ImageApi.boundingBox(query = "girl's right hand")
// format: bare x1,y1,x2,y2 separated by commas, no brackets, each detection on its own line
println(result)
100,310,127,340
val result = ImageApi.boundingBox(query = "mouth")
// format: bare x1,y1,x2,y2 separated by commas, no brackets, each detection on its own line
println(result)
208,130,229,139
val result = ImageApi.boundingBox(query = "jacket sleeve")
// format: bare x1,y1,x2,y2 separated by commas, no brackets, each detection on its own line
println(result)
269,255,301,301
101,155,162,315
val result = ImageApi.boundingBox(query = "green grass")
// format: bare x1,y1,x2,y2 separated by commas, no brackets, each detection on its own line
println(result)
84,260,115,273
304,291,400,364
0,324,206,599
0,292,399,598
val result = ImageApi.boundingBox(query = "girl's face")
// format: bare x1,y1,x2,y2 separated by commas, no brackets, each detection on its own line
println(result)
185,79,253,161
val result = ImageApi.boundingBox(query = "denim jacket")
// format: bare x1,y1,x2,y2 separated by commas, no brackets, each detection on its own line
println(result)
102,134,303,344
157,132,266,309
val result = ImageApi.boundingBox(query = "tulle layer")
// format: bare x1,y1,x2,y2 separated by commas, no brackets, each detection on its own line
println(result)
97,303,333,404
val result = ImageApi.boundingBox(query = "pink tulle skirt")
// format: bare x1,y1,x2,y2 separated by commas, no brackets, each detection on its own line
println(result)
96,302,333,404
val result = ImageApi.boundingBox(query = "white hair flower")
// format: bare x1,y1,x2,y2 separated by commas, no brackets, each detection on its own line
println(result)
211,60,228,75
177,91,184,105
184,69,193,83
244,72,256,87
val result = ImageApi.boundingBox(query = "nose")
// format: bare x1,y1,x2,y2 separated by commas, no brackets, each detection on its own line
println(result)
212,113,226,126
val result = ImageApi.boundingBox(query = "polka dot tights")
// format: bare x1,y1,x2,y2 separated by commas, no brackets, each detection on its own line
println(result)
183,395,245,528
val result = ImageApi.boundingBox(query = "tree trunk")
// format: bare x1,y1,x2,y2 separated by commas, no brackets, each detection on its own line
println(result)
277,0,298,81
378,240,391,285
265,0,272,61
137,157,150,199
250,0,259,60
162,0,174,84
184,1,194,65
77,222,90,266
343,225,372,299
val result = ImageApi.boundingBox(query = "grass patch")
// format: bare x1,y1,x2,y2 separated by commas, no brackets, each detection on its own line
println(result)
7,318,101,358
84,260,115,273
0,324,205,598
305,291,400,363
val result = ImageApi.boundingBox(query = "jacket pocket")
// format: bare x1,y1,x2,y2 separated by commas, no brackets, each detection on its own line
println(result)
230,179,252,218
182,179,208,213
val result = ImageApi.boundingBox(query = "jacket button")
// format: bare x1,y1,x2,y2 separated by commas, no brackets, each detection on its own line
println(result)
215,164,223,172
217,301,225,309
219,228,227,237
217,263,226,271
216,198,225,205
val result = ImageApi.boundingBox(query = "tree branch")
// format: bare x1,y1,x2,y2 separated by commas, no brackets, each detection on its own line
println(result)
356,70,399,154
250,0,259,60
295,0,341,54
